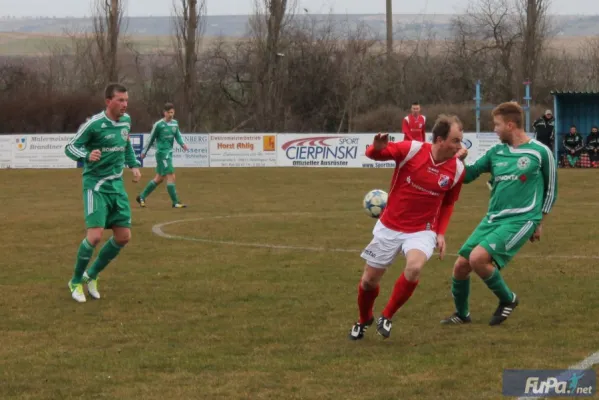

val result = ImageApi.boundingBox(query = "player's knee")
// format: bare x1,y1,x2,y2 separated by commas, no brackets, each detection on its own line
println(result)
114,230,131,246
86,229,103,247
453,257,472,278
154,175,164,184
166,174,175,183
404,260,425,281
360,269,381,290
468,247,491,270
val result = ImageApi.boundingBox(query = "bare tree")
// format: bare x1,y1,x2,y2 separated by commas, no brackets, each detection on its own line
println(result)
518,0,551,97
92,0,125,82
249,0,295,131
173,0,206,131
452,0,522,101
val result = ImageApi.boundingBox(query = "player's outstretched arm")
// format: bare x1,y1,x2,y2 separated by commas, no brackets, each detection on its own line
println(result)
365,133,413,162
65,121,93,161
141,121,159,158
463,148,492,184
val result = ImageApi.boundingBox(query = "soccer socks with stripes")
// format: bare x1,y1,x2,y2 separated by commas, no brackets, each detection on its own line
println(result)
166,182,180,205
483,268,514,304
86,237,123,279
71,238,96,284
140,180,158,199
357,283,380,324
382,272,419,319
451,276,471,318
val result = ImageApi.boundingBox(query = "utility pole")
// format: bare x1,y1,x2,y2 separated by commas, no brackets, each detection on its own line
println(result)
386,0,393,59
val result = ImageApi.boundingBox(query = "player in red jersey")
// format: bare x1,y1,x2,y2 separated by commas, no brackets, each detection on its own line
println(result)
402,102,426,142
348,114,465,341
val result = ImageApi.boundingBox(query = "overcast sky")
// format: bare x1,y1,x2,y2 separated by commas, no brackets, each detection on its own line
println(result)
0,0,597,17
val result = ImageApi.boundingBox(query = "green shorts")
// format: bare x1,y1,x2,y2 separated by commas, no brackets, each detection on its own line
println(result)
458,218,539,269
156,153,174,176
83,189,132,229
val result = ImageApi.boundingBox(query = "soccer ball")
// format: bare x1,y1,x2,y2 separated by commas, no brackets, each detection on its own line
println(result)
363,189,388,218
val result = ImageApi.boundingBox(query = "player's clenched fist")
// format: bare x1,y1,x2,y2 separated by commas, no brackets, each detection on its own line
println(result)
88,149,102,162
372,133,389,150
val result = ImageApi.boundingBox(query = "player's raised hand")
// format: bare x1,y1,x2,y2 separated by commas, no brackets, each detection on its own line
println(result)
436,234,446,260
88,149,102,162
131,168,142,183
373,133,389,150
530,224,542,242
456,147,468,161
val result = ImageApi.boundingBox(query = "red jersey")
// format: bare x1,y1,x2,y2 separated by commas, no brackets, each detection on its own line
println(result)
402,114,426,142
365,140,465,234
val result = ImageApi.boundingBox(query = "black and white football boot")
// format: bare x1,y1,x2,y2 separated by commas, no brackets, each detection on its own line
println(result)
348,318,374,340
489,293,519,326
376,316,392,339
440,312,472,325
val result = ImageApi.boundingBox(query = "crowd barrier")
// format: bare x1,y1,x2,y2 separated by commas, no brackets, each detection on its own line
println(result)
0,132,519,169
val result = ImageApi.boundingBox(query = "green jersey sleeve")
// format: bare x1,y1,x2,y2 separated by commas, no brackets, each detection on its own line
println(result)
125,138,141,168
175,126,185,148
65,120,93,161
464,147,493,183
143,121,160,156
540,144,558,214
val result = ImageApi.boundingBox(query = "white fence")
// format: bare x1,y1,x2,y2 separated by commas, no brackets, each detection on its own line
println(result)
0,132,509,169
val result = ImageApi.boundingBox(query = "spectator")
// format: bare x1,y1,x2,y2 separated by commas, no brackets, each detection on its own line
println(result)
402,102,426,142
586,126,599,167
532,109,555,151
563,125,584,167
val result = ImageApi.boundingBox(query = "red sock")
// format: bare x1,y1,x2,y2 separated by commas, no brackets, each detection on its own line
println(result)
357,283,380,324
381,272,419,319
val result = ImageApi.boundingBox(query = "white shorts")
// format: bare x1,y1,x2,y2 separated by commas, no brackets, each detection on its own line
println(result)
360,220,437,269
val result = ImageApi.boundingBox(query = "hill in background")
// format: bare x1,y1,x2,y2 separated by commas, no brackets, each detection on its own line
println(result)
1,14,599,39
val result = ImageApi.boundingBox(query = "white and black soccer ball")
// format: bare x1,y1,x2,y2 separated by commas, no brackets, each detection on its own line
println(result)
363,189,388,218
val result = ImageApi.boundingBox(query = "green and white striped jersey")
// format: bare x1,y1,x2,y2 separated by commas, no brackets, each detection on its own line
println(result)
65,111,141,194
142,119,186,157
465,139,557,223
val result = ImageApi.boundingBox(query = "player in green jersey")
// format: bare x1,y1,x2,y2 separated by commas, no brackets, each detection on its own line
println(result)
441,102,557,326
136,103,189,208
64,83,142,303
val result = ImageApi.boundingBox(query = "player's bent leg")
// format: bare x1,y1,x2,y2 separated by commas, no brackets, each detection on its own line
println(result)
84,191,131,300
377,231,434,339
349,264,385,341
469,245,518,326
377,250,427,339
68,227,103,303
84,227,129,300
137,174,164,207
69,190,107,303
350,221,402,340
441,256,473,325
166,173,186,208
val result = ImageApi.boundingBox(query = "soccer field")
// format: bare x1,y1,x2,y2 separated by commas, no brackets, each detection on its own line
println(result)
1,167,598,399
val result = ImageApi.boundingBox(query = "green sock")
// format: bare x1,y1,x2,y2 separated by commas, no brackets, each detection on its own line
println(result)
86,237,123,279
451,276,470,318
71,239,96,284
140,180,158,199
483,268,514,303
167,183,179,205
